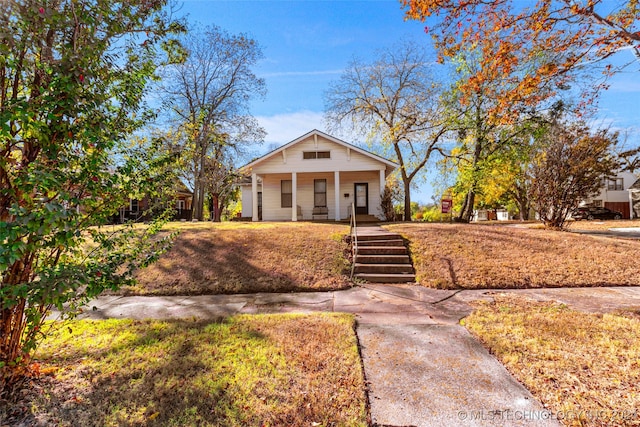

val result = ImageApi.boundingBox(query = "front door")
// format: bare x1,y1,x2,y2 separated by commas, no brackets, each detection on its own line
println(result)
354,183,368,215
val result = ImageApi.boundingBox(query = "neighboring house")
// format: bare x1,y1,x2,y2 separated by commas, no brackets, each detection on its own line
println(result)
239,129,397,221
472,208,510,222
112,184,194,224
173,184,194,221
581,171,638,219
630,178,640,219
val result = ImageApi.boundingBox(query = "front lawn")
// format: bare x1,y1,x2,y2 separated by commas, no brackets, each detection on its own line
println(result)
387,223,640,289
566,219,640,231
463,295,640,426
126,222,351,295
5,313,367,427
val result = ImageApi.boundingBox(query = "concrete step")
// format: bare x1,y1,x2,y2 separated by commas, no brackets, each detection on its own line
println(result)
354,273,416,283
355,254,411,264
349,214,380,223
355,233,403,242
357,239,405,247
357,246,408,255
354,263,415,274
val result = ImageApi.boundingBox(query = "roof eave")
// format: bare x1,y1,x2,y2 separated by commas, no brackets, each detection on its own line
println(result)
239,129,398,173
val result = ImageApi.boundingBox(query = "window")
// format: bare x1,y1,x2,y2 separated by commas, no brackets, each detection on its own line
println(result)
314,179,327,207
281,180,292,208
130,199,139,212
607,178,623,191
303,151,330,159
176,200,185,211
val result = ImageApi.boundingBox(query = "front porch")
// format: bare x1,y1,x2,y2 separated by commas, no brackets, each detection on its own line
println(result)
249,170,387,222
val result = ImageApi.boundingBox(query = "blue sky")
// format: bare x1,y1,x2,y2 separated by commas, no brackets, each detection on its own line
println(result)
179,0,640,203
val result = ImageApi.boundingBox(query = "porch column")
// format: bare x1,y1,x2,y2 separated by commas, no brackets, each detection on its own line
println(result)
291,172,297,221
379,169,386,196
251,173,258,222
334,171,341,221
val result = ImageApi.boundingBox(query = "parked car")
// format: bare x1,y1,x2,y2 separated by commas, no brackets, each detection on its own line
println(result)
572,206,623,220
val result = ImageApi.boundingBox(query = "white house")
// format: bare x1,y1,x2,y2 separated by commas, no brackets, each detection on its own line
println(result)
239,130,397,221
582,171,638,219
630,178,640,219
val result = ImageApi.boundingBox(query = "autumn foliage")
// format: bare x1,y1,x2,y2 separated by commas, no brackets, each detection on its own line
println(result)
402,0,640,119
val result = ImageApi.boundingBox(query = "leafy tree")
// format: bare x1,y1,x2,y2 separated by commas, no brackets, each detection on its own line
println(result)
529,118,619,229
325,40,450,221
402,0,640,117
454,128,540,220
443,45,545,222
0,0,183,381
162,25,266,221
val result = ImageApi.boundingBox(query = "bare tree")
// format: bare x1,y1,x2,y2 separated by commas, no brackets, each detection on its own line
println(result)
529,118,619,229
162,25,266,220
615,132,640,174
325,40,449,221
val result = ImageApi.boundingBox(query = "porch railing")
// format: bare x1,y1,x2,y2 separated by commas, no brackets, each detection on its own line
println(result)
349,202,358,281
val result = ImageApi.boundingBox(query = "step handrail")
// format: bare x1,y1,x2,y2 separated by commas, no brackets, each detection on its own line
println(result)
349,203,357,281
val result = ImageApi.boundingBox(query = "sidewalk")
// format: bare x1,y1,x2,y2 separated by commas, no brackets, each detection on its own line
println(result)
60,285,640,427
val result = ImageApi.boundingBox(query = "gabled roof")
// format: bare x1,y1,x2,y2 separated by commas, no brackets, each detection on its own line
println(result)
630,178,640,190
240,129,397,171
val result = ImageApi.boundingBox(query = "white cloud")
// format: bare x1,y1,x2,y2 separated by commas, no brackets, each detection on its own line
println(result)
256,111,329,144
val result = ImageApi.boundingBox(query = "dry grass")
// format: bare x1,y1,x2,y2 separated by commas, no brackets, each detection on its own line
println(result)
386,223,640,289
565,219,640,231
463,295,640,426
125,222,351,295
5,314,367,427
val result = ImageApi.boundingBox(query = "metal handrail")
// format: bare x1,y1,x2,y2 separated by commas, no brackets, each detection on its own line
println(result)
349,202,358,281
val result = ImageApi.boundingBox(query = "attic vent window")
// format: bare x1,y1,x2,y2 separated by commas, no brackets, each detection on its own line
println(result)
303,151,330,159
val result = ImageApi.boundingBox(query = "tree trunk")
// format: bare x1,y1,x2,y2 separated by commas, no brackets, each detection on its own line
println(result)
211,193,221,222
403,177,412,221
192,143,207,221
512,183,530,221
195,185,206,221
1,257,33,367
518,199,530,220
458,190,475,222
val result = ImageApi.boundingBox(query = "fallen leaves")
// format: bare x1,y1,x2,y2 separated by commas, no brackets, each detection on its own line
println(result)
465,295,640,425
388,223,640,289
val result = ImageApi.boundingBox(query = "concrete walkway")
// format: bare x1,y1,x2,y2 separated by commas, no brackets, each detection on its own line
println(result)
59,285,640,427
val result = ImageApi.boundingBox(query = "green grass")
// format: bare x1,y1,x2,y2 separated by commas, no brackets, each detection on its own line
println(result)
15,314,367,427
463,295,640,426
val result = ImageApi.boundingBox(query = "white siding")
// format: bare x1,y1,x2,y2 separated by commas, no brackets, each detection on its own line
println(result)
241,184,252,218
242,131,395,221
588,171,638,203
339,171,384,219
260,171,384,221
251,135,386,175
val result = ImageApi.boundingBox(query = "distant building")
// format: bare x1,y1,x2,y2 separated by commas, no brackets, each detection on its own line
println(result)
581,171,638,219
630,177,640,219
